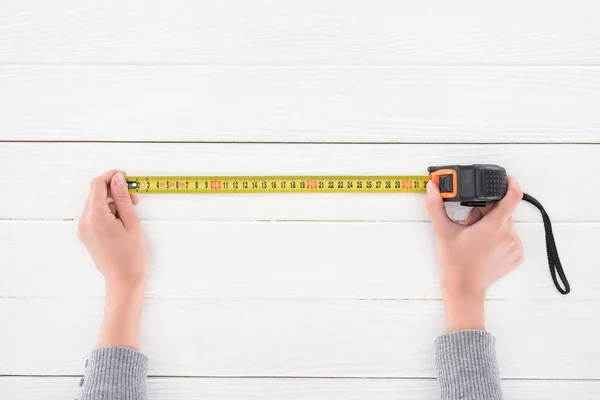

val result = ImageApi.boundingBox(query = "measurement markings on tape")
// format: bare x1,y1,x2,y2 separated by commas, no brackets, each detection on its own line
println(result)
126,176,429,194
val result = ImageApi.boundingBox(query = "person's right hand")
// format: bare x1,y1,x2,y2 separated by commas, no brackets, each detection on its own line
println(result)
425,175,524,332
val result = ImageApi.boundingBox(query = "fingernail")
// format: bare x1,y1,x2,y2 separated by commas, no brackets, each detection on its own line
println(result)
426,180,433,192
115,172,125,185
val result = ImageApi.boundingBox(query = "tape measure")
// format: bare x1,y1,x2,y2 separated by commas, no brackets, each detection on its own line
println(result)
127,175,429,194
126,164,507,206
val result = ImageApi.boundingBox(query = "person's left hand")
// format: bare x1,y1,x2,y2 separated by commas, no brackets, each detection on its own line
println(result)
78,169,149,350
78,169,148,291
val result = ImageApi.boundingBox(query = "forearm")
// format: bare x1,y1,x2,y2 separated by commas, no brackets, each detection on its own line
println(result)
97,283,145,351
435,330,502,400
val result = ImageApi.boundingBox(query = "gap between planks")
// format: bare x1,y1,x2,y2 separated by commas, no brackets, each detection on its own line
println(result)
3,63,600,67
1,140,599,145
5,219,439,223
1,375,599,382
2,296,596,303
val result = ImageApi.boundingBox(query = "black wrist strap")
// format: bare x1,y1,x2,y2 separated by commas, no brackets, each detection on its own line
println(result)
522,193,570,295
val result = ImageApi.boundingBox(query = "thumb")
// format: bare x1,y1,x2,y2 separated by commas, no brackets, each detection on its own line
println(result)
485,175,523,229
425,180,454,235
111,172,139,229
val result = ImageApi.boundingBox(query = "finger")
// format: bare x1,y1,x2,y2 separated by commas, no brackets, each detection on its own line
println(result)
107,191,138,205
465,203,495,226
89,169,126,210
110,172,140,229
465,207,483,226
82,195,91,214
108,202,117,216
507,215,514,228
107,189,138,206
486,175,523,228
504,216,515,234
425,180,455,235
480,202,495,217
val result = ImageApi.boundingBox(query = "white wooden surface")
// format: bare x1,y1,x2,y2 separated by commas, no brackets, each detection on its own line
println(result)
1,0,600,65
2,67,600,142
3,378,599,400
1,1,599,398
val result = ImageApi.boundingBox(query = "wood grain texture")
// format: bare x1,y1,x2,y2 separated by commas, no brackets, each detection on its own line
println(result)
1,299,599,378
1,0,598,391
1,221,596,300
2,377,599,400
1,1,599,65
2,66,600,142
1,143,598,221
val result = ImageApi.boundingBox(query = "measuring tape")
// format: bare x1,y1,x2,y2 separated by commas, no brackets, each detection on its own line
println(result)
126,165,505,205
127,175,429,194
125,164,503,202
126,164,505,205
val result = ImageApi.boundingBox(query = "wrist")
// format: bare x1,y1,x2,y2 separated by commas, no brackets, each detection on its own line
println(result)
105,277,147,298
442,290,486,332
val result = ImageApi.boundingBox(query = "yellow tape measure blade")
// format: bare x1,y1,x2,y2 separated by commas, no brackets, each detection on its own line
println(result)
127,176,429,194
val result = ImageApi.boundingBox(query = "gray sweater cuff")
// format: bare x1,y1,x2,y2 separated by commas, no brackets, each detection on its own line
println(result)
435,330,502,400
80,346,148,400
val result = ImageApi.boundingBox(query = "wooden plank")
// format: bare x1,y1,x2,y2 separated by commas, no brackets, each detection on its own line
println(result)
1,143,597,221
0,221,596,301
0,298,598,378
2,377,599,400
1,1,599,65
2,67,600,142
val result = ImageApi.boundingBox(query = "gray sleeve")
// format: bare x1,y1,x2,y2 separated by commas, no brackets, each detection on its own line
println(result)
79,346,148,400
435,330,502,400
